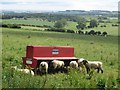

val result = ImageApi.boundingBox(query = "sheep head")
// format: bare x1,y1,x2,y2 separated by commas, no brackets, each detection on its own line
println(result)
82,60,88,65
40,62,48,68
41,63,45,67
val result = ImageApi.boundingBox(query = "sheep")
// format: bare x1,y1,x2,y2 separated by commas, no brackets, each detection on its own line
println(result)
82,60,103,74
50,60,64,73
39,61,48,74
78,58,86,71
12,66,34,76
69,61,78,69
78,58,85,68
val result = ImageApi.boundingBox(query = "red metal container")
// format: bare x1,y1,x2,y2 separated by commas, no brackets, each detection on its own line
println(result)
23,46,78,68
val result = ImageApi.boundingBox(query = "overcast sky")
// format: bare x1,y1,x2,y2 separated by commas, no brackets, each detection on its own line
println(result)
0,0,119,11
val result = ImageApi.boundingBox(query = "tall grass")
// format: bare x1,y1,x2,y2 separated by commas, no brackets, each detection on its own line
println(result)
2,66,118,88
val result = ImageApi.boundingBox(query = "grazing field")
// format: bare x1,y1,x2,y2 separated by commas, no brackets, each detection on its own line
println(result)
65,21,78,30
84,23,118,36
21,26,48,31
2,18,118,36
2,19,54,26
2,27,119,88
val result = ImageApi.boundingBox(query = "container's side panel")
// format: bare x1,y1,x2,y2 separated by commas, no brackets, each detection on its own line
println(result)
33,46,74,57
33,47,53,57
26,46,33,58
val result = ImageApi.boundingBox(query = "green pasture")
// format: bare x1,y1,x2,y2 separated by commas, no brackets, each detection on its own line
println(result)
2,27,119,88
109,17,118,23
2,19,54,26
21,26,48,31
2,18,118,36
65,22,118,36
84,23,118,36
65,21,78,30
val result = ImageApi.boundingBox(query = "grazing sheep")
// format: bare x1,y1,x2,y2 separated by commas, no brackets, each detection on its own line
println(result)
78,58,85,68
12,66,34,76
39,61,48,74
69,61,78,69
82,60,103,73
51,60,64,73
78,58,85,71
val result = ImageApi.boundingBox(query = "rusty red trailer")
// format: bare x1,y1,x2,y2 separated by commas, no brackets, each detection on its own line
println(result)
22,46,78,69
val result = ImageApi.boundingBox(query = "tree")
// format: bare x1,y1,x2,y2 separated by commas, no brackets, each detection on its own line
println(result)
78,30,84,34
88,30,95,35
102,32,107,37
54,19,67,29
76,18,86,30
89,19,98,28
76,22,86,30
97,31,101,36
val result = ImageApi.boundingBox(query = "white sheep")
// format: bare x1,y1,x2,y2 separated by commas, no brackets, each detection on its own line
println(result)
78,58,85,68
12,66,34,76
82,60,103,73
39,61,48,74
69,61,78,69
51,60,64,73
78,58,86,71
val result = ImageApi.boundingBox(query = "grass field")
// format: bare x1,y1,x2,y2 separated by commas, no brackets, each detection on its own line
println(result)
2,18,54,26
21,26,48,31
2,18,118,36
84,23,118,36
2,27,119,88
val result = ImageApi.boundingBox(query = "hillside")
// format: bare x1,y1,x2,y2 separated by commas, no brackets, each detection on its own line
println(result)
1,10,119,88
2,27,118,88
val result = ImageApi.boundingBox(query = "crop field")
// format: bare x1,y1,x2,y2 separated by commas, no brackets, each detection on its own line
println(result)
2,26,119,88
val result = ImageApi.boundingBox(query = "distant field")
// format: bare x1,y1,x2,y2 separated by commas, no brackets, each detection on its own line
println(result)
109,17,118,23
65,21,78,30
21,26,48,31
2,18,54,26
2,18,118,36
65,22,118,36
84,23,118,36
2,27,118,88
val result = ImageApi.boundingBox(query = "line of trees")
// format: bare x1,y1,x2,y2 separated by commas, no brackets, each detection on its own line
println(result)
1,13,82,22
0,23,21,28
46,28,107,37
112,24,119,26
49,18,107,36
78,30,107,36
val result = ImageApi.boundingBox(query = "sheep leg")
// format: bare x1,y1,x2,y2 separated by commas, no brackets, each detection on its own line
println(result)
53,68,57,74
60,67,64,73
99,67,103,73
101,69,103,73
34,69,37,75
45,70,47,74
86,68,90,73
97,68,100,73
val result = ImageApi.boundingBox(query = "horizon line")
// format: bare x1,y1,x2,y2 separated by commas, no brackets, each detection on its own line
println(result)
1,9,118,12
